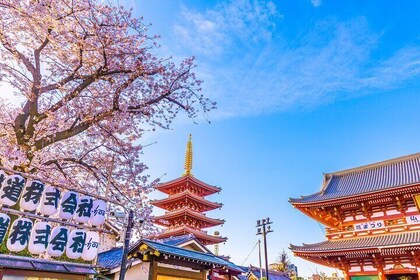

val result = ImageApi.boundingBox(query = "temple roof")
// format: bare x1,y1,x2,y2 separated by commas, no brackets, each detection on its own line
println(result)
290,231,420,254
158,234,198,246
290,153,420,204
156,175,221,196
239,265,290,280
154,225,227,245
98,237,242,273
140,239,242,272
153,208,225,227
150,190,223,211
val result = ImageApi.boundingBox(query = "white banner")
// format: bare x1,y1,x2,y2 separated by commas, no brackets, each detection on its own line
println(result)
0,172,108,261
354,220,385,231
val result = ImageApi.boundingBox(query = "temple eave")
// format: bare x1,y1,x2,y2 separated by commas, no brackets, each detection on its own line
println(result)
156,175,221,194
290,231,420,256
154,226,227,245
149,193,223,209
153,214,225,227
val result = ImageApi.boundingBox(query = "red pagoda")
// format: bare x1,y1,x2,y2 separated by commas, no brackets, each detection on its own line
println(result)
290,153,420,280
151,135,227,245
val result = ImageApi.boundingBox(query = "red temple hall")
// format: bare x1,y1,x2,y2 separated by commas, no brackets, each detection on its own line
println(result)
290,153,420,280
151,135,227,245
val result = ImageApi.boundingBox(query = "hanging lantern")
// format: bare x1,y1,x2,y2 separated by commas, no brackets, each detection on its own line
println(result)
0,213,11,244
7,218,33,252
39,186,61,216
20,180,45,212
89,200,106,226
81,231,99,261
74,196,93,224
0,174,25,206
0,170,6,185
47,226,69,257
59,191,78,220
28,221,51,255
66,229,86,259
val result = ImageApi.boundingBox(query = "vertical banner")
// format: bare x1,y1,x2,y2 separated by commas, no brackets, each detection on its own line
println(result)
0,213,11,244
66,229,87,259
0,174,25,206
39,186,61,216
82,231,100,261
59,191,78,220
89,200,106,226
20,180,45,211
47,226,69,257
28,221,52,254
74,196,93,223
7,218,33,252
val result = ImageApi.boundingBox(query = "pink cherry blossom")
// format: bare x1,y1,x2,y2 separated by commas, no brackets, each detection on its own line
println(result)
0,0,215,232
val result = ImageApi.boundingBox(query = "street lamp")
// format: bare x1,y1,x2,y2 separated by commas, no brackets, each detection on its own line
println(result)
256,218,273,280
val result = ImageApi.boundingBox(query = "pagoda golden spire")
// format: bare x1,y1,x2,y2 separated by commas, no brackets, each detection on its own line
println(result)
183,134,193,176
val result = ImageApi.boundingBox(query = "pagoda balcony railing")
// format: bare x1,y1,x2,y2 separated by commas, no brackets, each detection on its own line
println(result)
163,206,208,215
167,225,208,233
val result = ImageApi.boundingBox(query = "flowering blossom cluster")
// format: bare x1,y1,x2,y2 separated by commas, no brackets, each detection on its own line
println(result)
0,0,215,233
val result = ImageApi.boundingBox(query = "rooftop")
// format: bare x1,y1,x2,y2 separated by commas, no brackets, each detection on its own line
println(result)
153,225,227,245
290,231,420,253
239,265,290,280
97,237,242,273
289,153,420,204
153,208,225,227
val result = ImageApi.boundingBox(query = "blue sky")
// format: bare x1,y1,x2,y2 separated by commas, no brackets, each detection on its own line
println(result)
2,0,420,277
128,0,420,277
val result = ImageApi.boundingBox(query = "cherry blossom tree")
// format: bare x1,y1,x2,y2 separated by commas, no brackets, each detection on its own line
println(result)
0,0,215,231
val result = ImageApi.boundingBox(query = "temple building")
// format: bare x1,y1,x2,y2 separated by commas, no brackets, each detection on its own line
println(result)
98,235,243,280
290,153,420,280
150,135,227,245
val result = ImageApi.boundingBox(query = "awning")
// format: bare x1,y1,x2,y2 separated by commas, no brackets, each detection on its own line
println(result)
0,254,97,275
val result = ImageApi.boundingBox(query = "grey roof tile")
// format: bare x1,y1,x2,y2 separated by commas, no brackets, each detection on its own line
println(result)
290,231,420,252
290,153,420,203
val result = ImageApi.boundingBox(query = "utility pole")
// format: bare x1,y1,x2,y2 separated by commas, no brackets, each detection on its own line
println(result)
119,210,134,280
256,218,273,280
258,240,263,280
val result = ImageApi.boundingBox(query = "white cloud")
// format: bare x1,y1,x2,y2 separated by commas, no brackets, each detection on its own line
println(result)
189,17,420,117
173,0,279,56
311,0,322,7
170,4,420,118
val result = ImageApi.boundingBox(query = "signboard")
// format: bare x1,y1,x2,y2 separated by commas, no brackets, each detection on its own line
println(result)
406,215,420,224
0,168,112,262
354,220,385,231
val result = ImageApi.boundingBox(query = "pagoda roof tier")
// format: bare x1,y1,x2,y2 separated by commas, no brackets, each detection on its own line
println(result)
290,231,420,255
150,190,223,212
153,225,227,245
290,153,420,205
156,175,221,196
153,208,225,228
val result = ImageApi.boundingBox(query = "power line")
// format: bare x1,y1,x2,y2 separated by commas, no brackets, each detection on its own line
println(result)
241,240,260,266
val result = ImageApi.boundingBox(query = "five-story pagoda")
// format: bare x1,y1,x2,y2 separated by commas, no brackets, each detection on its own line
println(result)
150,135,227,245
